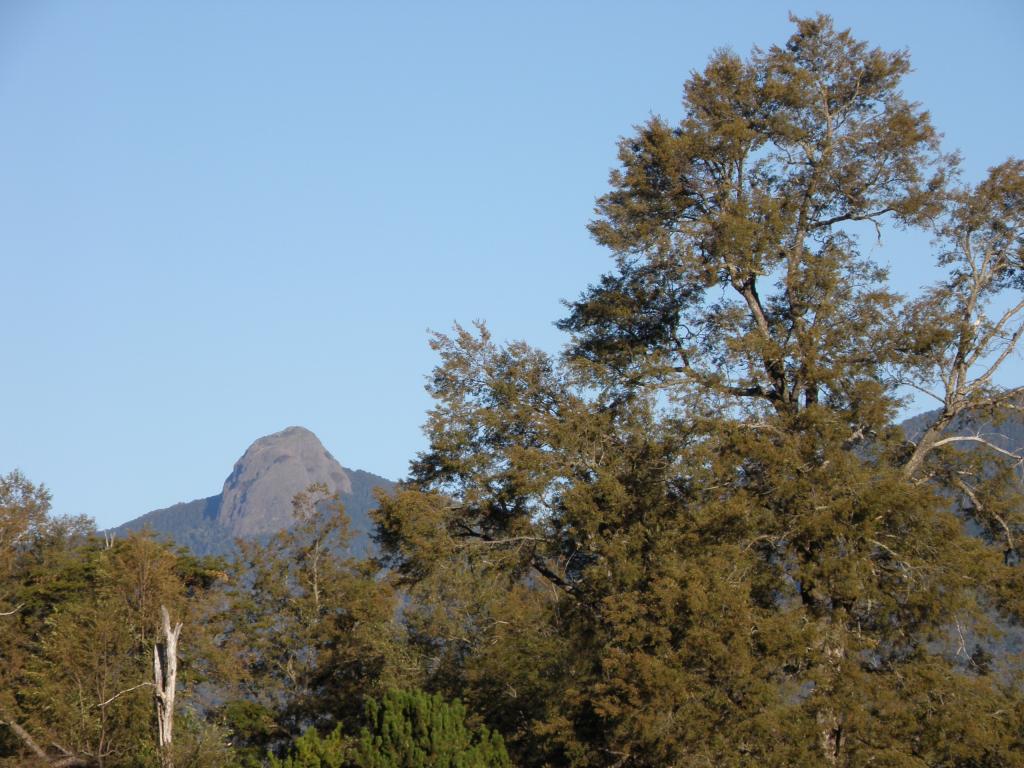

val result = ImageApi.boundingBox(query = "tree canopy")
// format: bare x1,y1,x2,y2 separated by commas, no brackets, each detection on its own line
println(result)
374,14,1024,767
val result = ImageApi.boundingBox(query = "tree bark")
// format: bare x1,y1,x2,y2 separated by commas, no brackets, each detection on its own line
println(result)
153,605,181,768
817,625,847,766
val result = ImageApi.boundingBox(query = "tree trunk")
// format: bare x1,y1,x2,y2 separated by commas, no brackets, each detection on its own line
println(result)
0,707,91,767
0,711,51,763
153,606,181,768
901,420,944,479
817,625,846,766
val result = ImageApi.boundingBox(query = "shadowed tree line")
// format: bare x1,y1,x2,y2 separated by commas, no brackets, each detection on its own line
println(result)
4,15,1024,768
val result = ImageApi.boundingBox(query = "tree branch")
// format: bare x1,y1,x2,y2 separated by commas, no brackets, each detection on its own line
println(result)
0,710,92,767
952,474,1016,555
454,521,579,597
900,380,945,404
733,276,788,406
670,332,775,402
0,714,49,762
930,434,1024,464
669,367,771,399
812,207,894,229
95,682,155,709
967,310,1024,388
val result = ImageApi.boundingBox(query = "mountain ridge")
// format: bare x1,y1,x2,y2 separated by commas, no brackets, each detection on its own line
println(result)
108,427,395,557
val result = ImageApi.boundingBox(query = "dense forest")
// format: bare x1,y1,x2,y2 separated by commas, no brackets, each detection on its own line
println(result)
3,15,1023,767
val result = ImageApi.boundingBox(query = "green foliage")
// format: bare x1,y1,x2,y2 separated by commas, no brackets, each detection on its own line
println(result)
164,709,242,768
355,690,510,768
217,484,413,742
268,725,348,768
270,691,511,768
0,485,228,767
220,700,282,768
374,14,1024,768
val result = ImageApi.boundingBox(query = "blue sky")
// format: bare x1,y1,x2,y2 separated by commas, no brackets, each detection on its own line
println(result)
2,1,1021,529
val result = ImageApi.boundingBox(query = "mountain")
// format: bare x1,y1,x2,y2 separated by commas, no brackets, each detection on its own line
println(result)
108,427,395,557
217,426,355,538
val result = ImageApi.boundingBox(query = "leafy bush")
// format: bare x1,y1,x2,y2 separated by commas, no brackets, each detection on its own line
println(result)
268,725,347,768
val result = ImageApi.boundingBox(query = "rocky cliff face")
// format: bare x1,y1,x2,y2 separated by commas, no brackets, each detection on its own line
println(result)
217,426,353,537
108,427,394,557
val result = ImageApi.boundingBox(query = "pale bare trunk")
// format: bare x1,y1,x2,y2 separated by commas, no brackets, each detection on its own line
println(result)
153,605,181,768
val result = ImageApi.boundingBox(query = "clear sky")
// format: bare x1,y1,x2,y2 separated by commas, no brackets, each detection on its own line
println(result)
2,1,1021,529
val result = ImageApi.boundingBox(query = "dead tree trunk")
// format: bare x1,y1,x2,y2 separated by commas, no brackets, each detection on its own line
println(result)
153,605,181,768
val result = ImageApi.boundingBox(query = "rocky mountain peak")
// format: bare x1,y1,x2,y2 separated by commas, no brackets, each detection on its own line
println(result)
216,426,353,537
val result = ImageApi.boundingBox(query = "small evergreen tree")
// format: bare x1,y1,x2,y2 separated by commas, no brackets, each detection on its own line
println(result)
355,690,510,768
268,691,510,768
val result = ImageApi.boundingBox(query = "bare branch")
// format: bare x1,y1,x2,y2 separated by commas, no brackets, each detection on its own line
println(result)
460,535,550,547
965,386,1024,413
812,207,895,229
95,682,155,709
930,435,1024,464
868,539,914,572
967,312,1024,389
900,380,945,404
154,605,182,768
903,397,1024,478
953,473,1016,555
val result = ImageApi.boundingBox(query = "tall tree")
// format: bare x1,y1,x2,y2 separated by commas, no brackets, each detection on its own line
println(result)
218,484,411,749
375,15,1024,767
0,471,96,766
1,490,229,768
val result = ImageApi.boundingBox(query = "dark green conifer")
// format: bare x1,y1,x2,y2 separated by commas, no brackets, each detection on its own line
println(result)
355,690,510,768
269,691,511,768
